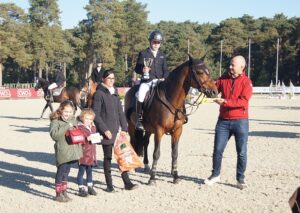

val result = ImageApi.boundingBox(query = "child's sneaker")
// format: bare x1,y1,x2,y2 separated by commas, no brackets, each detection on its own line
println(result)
88,186,97,195
78,187,89,197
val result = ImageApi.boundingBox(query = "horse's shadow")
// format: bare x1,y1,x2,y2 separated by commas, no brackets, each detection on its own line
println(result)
0,115,41,120
249,131,299,138
134,169,205,185
0,161,55,200
9,125,49,133
250,118,300,127
0,148,53,165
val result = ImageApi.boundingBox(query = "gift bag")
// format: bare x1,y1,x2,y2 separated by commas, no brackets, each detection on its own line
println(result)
114,134,144,172
65,128,85,144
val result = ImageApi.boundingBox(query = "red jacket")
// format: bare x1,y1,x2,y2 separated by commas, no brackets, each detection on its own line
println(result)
77,123,97,166
216,72,252,120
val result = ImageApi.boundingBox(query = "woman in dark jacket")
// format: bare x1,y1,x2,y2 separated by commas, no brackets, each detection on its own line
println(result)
92,70,138,192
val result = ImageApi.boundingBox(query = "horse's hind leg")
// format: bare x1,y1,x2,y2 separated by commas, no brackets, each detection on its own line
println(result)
171,128,183,184
148,130,163,185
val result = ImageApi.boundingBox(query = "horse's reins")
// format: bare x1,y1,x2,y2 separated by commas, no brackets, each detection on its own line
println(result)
155,61,209,122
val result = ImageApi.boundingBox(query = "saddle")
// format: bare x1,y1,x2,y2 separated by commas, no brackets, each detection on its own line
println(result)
134,81,163,113
51,87,64,96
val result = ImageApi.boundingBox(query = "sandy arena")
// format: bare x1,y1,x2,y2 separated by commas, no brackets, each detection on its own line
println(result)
0,96,299,213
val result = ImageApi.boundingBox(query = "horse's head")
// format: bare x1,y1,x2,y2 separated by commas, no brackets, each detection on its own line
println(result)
34,78,49,91
188,55,218,98
79,79,98,109
34,78,42,91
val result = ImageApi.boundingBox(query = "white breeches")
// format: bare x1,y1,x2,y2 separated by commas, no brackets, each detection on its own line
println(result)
136,79,159,102
48,83,58,90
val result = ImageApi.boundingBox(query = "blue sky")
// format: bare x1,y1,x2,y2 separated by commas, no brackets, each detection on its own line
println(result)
2,0,300,29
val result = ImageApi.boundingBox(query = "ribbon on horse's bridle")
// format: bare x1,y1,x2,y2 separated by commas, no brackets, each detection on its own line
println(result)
155,61,210,124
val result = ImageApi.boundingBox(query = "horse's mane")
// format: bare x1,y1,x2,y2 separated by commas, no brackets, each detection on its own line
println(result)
37,77,50,87
166,58,205,81
38,77,49,83
166,61,188,82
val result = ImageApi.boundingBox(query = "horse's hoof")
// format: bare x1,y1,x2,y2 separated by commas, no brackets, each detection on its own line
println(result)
148,179,156,186
173,177,181,184
144,164,150,174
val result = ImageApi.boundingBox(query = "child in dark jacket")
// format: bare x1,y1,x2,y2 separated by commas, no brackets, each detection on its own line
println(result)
77,109,100,197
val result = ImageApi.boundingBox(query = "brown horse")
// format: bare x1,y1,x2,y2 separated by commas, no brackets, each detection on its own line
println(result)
34,78,81,118
79,79,98,109
124,55,218,185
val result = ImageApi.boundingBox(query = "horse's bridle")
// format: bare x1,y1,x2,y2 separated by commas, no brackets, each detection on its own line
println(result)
189,60,210,94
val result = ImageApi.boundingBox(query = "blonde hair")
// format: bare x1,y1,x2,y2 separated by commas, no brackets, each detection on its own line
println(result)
50,100,75,121
78,109,95,122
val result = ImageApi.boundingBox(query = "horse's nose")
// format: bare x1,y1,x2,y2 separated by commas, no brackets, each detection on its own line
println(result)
212,89,218,98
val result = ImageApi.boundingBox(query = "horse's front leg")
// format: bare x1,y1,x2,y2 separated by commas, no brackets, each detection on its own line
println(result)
149,130,163,185
143,132,151,174
40,101,49,118
171,127,183,184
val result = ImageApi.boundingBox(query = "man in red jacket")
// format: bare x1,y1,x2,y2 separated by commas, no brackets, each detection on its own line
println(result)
204,55,252,189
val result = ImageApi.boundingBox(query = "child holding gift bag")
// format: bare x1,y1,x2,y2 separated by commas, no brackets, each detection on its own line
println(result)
49,100,83,202
76,109,100,197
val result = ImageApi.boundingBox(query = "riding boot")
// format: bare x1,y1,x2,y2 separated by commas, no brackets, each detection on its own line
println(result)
135,101,144,131
121,171,138,190
45,90,51,101
49,90,54,102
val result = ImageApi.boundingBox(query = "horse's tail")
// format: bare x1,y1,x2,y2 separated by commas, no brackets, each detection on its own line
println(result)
126,107,134,121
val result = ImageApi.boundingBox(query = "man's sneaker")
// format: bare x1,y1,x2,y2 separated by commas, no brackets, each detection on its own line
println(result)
204,175,220,186
237,180,248,190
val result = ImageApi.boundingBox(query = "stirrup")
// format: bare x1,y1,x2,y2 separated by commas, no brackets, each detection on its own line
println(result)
135,120,144,131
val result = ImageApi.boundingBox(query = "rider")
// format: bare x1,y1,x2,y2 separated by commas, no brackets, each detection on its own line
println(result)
134,30,169,130
47,65,66,101
91,58,105,84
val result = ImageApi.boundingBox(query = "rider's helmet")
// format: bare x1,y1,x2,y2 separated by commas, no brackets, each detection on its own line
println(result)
148,30,164,42
96,57,103,64
55,64,62,71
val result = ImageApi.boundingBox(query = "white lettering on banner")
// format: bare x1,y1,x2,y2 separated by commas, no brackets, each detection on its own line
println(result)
37,89,44,96
17,89,32,97
0,89,11,98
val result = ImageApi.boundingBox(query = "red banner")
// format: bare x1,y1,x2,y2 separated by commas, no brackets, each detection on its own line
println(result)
0,88,44,99
0,87,130,99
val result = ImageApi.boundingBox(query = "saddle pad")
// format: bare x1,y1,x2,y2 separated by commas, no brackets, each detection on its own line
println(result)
53,87,64,96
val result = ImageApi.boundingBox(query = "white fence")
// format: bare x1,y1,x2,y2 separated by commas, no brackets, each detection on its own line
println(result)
253,87,300,94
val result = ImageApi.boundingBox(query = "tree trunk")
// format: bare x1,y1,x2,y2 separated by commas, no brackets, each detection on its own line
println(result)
63,62,66,86
39,67,42,78
0,63,3,87
88,63,93,79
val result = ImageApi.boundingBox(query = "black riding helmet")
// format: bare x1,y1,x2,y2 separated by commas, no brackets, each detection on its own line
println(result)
96,57,103,64
148,30,164,42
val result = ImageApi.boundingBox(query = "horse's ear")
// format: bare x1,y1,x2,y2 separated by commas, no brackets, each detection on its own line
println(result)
188,54,194,62
200,52,207,61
